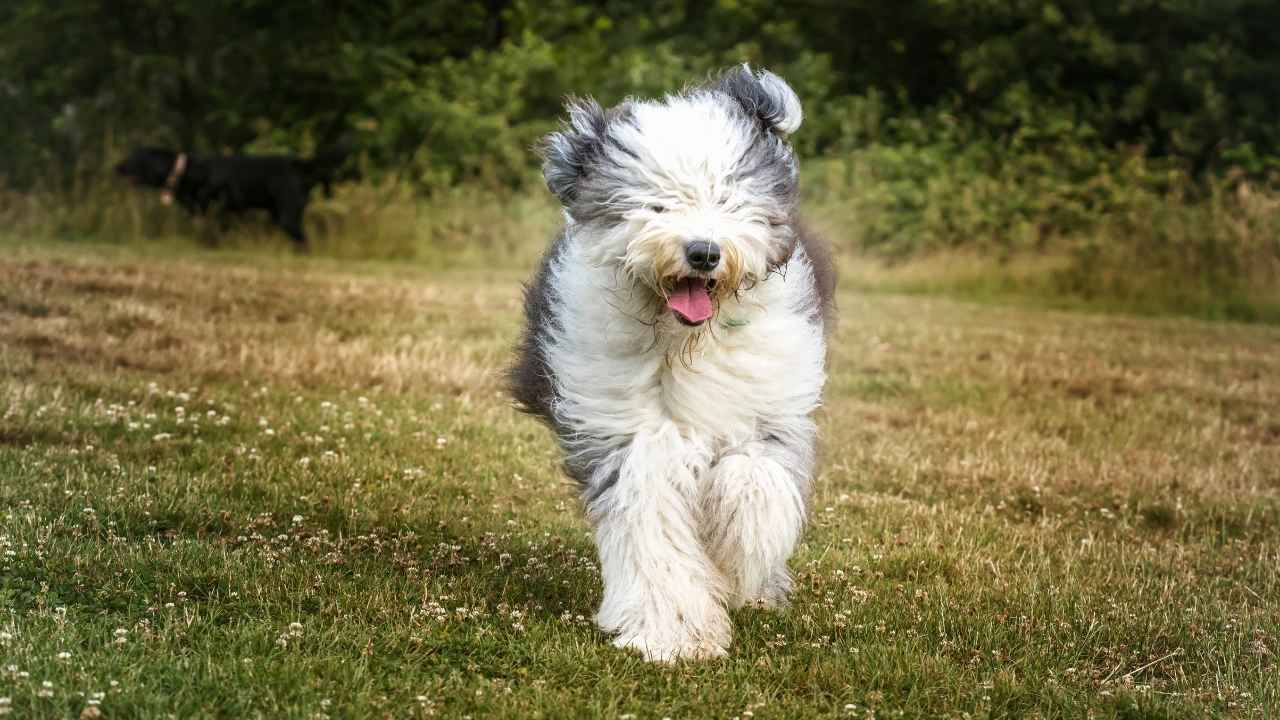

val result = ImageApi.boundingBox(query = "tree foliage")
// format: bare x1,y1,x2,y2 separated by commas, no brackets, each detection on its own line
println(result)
3,0,1278,189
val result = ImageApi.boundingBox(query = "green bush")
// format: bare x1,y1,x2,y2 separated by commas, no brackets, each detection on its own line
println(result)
5,1,1279,190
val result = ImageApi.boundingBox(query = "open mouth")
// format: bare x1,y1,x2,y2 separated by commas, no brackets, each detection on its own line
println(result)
666,277,717,326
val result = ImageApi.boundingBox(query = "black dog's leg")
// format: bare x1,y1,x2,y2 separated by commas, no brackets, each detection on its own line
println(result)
193,187,215,215
197,179,231,215
274,196,308,249
283,217,307,248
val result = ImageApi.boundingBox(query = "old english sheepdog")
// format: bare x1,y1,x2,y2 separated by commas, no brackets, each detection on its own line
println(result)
509,65,835,662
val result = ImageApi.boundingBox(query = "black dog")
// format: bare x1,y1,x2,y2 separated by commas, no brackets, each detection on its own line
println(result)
115,146,353,247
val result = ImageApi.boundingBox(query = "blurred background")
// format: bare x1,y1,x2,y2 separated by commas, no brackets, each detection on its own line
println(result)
2,0,1277,321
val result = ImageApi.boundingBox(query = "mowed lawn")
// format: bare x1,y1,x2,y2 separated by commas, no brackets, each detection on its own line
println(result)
1,239,1277,719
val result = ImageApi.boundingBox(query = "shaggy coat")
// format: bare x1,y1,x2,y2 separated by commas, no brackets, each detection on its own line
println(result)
509,65,834,662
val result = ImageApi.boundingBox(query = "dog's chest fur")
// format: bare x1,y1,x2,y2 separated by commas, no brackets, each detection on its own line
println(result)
542,234,826,445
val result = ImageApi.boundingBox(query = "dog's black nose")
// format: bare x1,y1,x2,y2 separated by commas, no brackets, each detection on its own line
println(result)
685,240,721,272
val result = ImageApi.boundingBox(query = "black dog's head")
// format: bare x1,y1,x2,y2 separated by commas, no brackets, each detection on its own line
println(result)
115,147,178,188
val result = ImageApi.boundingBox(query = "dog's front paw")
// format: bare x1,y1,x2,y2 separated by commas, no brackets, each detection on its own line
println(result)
744,568,793,611
601,599,733,663
705,453,805,607
612,633,728,663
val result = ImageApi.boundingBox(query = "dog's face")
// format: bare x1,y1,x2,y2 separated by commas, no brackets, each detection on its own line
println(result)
115,147,176,188
541,65,803,327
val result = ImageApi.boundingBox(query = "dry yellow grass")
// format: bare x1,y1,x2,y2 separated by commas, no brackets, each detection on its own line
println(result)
1,238,1277,718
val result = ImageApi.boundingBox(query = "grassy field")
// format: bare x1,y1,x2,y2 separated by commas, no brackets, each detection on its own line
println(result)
1,236,1278,719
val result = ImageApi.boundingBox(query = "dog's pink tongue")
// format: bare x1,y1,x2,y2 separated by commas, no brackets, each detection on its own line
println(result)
667,278,714,323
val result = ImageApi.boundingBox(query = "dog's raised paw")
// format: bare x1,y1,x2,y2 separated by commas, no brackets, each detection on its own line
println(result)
612,634,728,663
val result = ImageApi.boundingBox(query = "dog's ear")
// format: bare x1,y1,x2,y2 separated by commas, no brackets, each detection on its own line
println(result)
540,97,608,205
714,64,803,136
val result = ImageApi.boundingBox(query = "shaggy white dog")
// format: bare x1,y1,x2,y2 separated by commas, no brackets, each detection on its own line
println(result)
509,65,835,662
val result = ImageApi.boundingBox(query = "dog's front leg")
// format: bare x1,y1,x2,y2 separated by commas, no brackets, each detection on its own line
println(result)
585,423,730,662
703,428,813,610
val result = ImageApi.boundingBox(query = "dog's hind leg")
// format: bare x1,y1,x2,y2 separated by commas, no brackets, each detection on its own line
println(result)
273,201,308,249
282,218,307,247
703,424,814,610
585,423,731,662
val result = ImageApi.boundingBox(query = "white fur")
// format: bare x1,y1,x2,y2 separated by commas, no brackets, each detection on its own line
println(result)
755,68,804,134
704,441,808,609
543,242,825,661
530,72,827,662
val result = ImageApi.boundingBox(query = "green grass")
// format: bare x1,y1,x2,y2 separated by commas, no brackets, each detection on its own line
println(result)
1,237,1278,719
836,252,1280,327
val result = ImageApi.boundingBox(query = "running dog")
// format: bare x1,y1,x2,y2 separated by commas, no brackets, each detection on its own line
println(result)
509,65,835,662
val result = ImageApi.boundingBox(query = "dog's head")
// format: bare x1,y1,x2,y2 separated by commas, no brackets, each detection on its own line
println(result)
115,147,178,188
540,65,803,328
